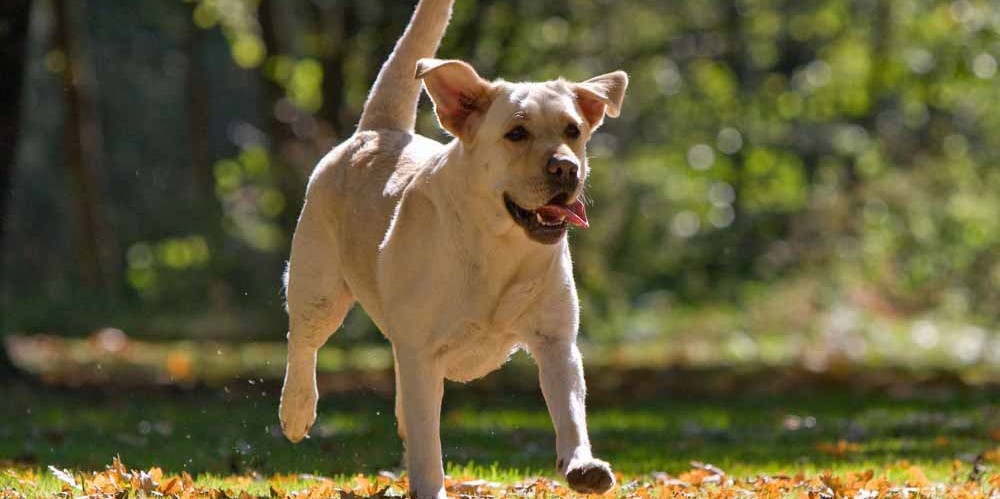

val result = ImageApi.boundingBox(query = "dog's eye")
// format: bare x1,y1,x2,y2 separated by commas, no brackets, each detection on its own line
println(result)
565,124,581,140
504,126,529,142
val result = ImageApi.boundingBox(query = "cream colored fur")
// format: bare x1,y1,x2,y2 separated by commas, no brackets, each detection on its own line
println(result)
277,1,627,497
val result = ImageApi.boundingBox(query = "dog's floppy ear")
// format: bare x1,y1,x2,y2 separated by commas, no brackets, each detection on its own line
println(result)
416,58,492,140
573,71,628,130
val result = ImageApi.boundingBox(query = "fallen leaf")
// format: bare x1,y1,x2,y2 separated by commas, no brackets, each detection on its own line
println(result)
816,439,862,456
46,466,79,490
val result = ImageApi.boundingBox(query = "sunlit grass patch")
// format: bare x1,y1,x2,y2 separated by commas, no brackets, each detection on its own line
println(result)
2,374,999,497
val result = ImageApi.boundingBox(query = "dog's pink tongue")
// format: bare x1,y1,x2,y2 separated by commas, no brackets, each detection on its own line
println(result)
536,201,589,228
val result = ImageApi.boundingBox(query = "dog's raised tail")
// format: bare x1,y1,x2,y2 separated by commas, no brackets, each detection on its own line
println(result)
356,0,455,133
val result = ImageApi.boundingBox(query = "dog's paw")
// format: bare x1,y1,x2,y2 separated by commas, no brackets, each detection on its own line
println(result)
278,374,318,443
565,457,615,494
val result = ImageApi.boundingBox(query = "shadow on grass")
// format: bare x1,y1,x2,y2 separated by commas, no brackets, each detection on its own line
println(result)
2,365,997,480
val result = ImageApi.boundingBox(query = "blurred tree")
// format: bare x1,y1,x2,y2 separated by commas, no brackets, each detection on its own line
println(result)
310,0,359,138
184,11,213,199
0,0,32,374
259,0,309,234
53,0,119,295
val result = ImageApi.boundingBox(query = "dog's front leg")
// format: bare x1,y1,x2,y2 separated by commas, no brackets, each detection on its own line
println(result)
529,337,615,494
394,349,447,499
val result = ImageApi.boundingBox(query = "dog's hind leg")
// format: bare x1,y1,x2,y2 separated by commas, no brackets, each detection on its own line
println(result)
356,0,455,133
279,201,354,442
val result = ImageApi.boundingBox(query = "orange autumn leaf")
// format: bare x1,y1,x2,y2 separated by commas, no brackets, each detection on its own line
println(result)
159,476,182,495
982,448,1000,464
816,439,862,456
906,465,931,488
988,474,1000,488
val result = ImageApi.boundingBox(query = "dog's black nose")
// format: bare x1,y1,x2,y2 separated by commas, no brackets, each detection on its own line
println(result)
546,155,579,185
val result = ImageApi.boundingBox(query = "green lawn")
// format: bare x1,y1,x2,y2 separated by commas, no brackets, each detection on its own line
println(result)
2,367,998,496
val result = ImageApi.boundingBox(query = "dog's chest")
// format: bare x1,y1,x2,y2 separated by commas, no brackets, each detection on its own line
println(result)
431,272,547,382
434,322,520,382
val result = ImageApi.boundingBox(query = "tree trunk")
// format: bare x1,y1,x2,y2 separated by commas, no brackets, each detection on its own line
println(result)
0,0,32,376
313,0,358,140
258,0,297,152
185,16,213,200
259,0,308,234
53,0,119,294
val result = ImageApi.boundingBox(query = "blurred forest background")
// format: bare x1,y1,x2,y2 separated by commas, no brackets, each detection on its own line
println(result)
2,0,999,374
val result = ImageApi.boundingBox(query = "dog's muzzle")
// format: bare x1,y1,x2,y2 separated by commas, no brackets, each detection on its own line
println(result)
503,192,588,245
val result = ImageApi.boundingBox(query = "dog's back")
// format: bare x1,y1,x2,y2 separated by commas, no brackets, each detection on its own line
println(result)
278,0,457,448
296,0,456,310
303,129,443,318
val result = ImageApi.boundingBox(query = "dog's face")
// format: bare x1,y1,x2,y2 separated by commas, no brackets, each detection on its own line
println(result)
417,59,628,244
481,82,595,245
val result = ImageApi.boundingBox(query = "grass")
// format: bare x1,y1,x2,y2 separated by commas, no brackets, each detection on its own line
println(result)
2,365,999,496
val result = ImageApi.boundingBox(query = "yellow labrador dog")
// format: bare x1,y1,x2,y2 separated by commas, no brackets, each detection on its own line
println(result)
278,0,626,497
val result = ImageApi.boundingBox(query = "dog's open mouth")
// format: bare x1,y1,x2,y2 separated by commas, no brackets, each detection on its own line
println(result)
503,192,589,244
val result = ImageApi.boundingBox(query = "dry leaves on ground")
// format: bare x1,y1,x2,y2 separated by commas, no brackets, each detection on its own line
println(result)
2,456,1000,498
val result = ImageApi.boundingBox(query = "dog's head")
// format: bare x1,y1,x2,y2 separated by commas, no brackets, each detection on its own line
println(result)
417,59,628,245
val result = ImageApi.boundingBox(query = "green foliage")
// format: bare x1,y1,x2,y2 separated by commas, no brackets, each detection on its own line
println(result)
214,145,287,252
554,0,1000,337
187,0,265,68
125,235,211,296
